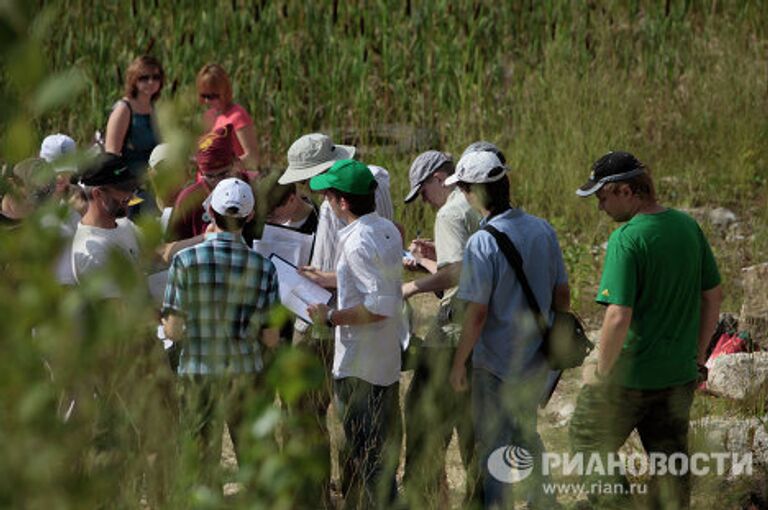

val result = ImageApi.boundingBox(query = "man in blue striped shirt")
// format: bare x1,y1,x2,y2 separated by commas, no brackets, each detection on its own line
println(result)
162,177,280,481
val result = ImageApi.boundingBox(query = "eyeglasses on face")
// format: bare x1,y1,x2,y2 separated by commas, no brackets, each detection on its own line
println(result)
200,93,220,100
203,166,233,181
138,74,162,82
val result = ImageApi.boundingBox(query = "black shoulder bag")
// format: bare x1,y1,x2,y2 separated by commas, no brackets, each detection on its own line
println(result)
483,225,592,370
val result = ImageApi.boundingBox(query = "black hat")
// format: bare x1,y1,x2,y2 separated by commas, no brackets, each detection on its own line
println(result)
576,151,645,197
78,153,138,190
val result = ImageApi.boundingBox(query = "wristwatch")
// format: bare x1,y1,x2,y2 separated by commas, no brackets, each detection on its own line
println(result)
325,308,336,328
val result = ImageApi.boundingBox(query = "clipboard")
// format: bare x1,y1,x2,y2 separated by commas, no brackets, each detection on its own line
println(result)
268,253,332,324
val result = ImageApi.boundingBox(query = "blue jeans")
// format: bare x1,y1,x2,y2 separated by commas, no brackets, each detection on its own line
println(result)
333,377,399,509
472,368,556,509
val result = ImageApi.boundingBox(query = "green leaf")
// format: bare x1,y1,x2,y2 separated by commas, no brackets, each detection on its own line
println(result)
1,116,35,164
31,68,87,115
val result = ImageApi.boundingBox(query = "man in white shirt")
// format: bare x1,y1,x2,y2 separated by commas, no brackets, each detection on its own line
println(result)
307,159,404,509
71,154,143,295
278,132,395,508
72,153,202,297
70,153,202,505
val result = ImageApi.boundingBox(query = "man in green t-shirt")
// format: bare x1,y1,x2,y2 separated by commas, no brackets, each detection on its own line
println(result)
570,151,722,509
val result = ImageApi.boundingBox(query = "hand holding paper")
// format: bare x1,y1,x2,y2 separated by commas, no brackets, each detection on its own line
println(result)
270,255,332,323
299,266,337,289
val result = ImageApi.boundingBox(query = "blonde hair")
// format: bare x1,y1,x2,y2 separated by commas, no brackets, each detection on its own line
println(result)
124,55,164,101
196,63,233,106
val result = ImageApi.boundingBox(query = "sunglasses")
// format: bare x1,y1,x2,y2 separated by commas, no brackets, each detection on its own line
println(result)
138,73,162,82
200,93,220,100
202,166,233,181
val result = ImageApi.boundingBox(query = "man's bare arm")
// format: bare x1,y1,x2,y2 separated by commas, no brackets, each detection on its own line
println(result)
402,262,461,299
597,304,633,377
697,285,723,364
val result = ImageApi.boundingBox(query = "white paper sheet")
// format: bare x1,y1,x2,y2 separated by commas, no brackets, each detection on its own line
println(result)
269,254,332,323
253,224,314,267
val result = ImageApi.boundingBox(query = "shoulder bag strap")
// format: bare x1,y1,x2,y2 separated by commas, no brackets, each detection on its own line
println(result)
118,99,133,150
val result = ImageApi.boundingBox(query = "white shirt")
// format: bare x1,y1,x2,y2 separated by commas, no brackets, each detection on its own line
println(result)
72,217,141,298
310,165,394,272
53,209,81,286
333,213,404,386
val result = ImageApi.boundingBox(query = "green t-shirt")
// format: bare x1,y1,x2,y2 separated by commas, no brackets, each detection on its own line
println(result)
597,209,720,390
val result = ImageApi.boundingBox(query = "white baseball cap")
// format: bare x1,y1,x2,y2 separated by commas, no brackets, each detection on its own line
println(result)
40,133,77,173
444,151,507,186
209,178,254,217
149,143,170,169
40,133,76,162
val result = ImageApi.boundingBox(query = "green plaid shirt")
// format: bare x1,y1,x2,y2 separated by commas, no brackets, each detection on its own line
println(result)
162,232,278,375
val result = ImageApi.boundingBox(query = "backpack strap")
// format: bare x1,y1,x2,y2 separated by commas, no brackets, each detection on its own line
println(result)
482,224,548,335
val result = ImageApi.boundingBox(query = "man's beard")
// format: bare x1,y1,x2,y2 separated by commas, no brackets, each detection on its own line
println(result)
102,195,128,219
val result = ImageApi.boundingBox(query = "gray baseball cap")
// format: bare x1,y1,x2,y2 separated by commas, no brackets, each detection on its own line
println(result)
460,140,506,165
444,151,507,186
278,133,356,184
404,150,452,204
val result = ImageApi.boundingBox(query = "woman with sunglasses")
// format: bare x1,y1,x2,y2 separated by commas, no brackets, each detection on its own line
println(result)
196,63,260,174
105,56,163,169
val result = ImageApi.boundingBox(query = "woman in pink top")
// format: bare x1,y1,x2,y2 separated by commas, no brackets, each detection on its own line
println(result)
196,63,260,172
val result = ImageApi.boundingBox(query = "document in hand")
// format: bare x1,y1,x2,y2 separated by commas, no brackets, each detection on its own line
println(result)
253,224,314,267
269,254,332,324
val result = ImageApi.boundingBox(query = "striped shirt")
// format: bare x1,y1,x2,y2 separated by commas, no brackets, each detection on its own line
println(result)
162,232,278,375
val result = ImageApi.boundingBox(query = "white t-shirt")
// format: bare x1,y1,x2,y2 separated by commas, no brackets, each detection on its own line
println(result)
333,213,404,386
53,209,81,286
71,217,141,298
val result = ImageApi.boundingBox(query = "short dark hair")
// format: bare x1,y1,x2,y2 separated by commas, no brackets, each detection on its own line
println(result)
213,209,248,232
457,175,510,214
326,182,378,217
603,167,656,201
434,160,455,176
271,182,296,211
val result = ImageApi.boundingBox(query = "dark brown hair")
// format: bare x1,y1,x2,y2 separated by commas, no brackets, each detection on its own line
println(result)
457,172,510,215
212,209,248,232
124,55,164,101
326,183,378,217
603,167,656,201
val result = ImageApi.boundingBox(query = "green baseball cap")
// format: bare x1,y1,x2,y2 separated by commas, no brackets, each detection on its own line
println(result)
309,159,375,195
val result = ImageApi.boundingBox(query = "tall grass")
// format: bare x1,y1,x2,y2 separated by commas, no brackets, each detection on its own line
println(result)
28,0,767,309
2,1,768,507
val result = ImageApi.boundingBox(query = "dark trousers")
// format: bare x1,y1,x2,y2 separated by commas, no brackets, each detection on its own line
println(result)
473,368,555,510
291,328,335,508
569,381,697,509
333,377,399,509
404,347,481,508
178,374,264,486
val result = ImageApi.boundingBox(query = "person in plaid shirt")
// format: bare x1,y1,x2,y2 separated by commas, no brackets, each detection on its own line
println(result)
162,177,280,484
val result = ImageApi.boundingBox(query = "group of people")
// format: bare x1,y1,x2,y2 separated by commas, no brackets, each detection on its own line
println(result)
1,54,723,510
